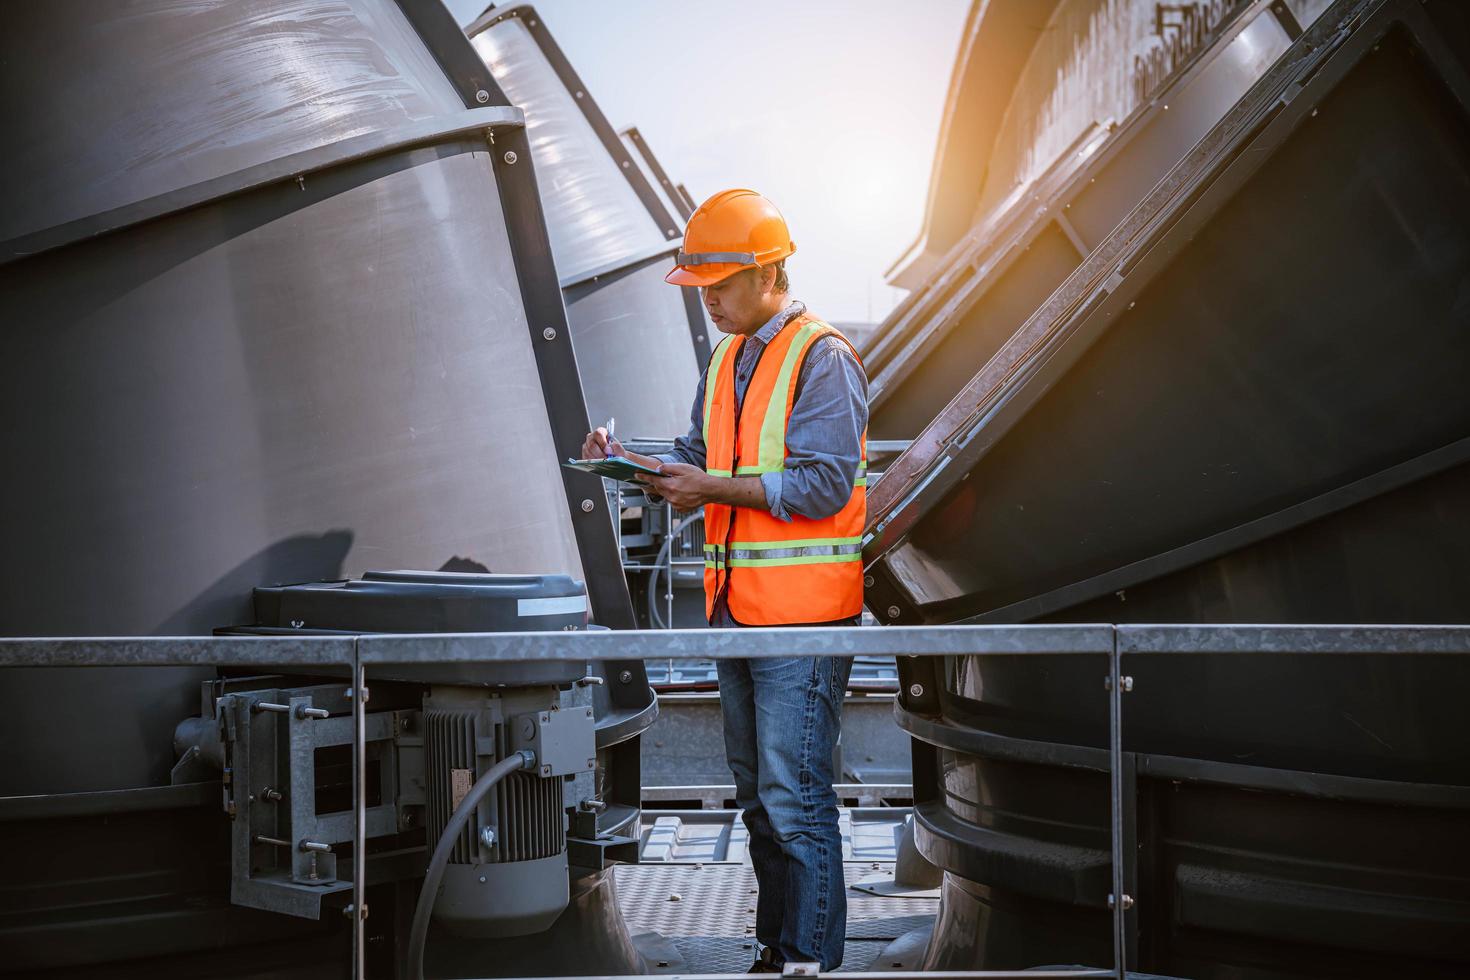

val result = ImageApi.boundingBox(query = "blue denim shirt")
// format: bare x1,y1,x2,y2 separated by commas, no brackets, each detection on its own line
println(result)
655,300,868,520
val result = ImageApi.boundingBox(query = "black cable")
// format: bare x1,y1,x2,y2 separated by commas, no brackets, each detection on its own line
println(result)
408,749,536,980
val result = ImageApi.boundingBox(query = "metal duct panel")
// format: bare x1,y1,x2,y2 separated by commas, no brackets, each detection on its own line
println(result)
467,6,704,438
0,0,464,243
0,0,603,797
621,127,696,221
865,0,1470,630
975,0,1257,223
469,14,667,281
564,258,709,441
865,0,1299,439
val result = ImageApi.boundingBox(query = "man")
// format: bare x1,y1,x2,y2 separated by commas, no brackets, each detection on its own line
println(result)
579,189,867,972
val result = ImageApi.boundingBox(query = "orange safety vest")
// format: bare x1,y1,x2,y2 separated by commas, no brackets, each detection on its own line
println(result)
701,313,867,625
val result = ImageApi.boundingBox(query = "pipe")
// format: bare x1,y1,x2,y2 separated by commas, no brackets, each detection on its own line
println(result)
408,748,537,980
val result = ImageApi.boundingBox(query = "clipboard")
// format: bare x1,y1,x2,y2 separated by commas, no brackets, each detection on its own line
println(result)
563,455,663,483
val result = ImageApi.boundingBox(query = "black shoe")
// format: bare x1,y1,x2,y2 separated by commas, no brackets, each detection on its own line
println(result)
748,947,782,973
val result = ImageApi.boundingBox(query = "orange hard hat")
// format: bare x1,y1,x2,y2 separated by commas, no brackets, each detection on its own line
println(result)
665,189,796,287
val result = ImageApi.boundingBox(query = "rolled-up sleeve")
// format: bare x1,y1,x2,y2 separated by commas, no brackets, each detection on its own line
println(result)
763,338,868,521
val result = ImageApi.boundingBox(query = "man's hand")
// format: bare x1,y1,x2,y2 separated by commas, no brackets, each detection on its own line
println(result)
643,465,768,511
640,461,712,509
580,427,624,460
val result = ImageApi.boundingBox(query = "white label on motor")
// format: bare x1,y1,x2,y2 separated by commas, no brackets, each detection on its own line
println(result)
516,595,589,617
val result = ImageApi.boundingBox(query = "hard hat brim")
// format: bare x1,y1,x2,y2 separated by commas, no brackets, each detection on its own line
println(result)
664,262,752,287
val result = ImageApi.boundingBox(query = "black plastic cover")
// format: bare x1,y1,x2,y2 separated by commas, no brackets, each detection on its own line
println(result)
251,570,589,634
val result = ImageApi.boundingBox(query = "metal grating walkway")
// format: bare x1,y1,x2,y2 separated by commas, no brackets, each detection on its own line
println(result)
618,862,936,973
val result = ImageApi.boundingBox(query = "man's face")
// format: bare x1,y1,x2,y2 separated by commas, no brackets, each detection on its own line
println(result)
702,267,773,336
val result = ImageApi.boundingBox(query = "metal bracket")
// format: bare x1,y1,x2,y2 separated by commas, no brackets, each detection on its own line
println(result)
220,684,402,919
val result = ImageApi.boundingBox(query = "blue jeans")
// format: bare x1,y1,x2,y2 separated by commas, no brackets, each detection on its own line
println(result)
717,653,855,970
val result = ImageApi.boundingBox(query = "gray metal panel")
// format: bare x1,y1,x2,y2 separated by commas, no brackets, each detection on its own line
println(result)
866,1,1295,440
565,262,704,439
467,8,701,440
0,0,588,797
621,127,694,222
3,146,582,639
867,0,1470,624
469,14,668,282
0,0,464,243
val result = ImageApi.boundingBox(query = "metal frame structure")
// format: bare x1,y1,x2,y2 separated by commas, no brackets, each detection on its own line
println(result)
9,0,640,637
863,0,1468,624
464,4,712,364
861,0,1305,437
391,0,637,634
620,126,698,219
466,5,682,241
7,623,1464,978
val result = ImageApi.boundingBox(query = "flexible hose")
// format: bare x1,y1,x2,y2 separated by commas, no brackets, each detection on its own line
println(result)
408,749,535,980
647,511,704,629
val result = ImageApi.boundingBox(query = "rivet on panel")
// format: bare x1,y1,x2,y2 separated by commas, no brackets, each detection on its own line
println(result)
543,327,557,340
581,499,595,513
503,151,518,165
476,89,490,104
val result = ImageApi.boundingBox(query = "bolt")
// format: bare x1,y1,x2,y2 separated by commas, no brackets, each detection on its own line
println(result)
299,840,332,853
290,618,305,628
908,683,924,698
480,826,497,848
503,150,518,165
696,334,705,343
1108,893,1135,910
887,605,901,619
543,326,557,340
619,670,633,683
475,89,490,104
295,705,329,720
479,875,487,883
575,91,584,99
1122,675,1134,692
345,687,370,703
581,499,595,512
863,575,875,588
262,787,283,803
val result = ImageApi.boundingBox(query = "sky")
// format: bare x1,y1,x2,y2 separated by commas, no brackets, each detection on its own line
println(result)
445,0,970,324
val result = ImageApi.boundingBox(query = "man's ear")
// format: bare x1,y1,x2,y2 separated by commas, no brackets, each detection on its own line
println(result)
759,263,778,295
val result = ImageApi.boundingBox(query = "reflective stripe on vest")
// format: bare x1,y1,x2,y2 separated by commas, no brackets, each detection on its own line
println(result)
700,314,867,624
703,536,863,567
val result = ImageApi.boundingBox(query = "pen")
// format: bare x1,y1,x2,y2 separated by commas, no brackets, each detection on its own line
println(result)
604,417,618,456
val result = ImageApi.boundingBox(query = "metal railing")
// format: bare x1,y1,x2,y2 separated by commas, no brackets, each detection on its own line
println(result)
5,623,1467,980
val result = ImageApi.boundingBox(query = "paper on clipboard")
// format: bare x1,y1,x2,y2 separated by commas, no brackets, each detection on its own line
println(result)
563,455,663,483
